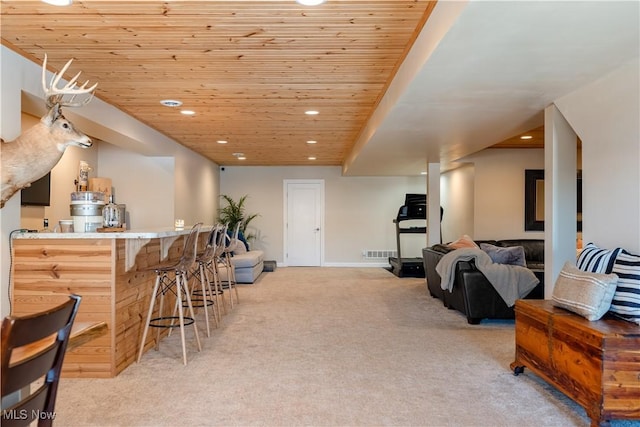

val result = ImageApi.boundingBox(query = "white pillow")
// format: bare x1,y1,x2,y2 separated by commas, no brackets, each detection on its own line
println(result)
232,239,247,254
552,262,618,321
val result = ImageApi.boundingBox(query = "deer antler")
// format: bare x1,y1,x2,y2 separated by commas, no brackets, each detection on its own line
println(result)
42,54,98,108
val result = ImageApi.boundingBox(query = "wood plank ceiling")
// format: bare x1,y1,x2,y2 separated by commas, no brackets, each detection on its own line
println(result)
1,0,439,166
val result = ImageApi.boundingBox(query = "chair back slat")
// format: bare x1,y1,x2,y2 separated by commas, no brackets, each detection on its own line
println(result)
4,345,60,393
1,295,81,427
6,297,77,348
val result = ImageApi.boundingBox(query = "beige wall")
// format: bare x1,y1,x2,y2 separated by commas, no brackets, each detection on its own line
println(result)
555,59,640,253
440,163,474,243
440,148,545,242
220,166,426,265
467,148,546,240
97,143,175,229
174,151,219,227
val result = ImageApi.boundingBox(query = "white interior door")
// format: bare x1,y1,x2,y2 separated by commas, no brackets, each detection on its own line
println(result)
284,180,324,266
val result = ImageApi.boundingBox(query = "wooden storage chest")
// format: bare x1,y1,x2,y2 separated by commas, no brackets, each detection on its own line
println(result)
511,299,640,426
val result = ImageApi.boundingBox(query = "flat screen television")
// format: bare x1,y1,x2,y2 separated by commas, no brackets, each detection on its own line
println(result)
21,172,51,206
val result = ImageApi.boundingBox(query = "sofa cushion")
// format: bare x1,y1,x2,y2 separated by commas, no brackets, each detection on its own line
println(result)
609,249,640,325
234,262,264,284
480,243,526,267
577,242,621,274
526,262,544,272
230,250,264,268
552,262,618,321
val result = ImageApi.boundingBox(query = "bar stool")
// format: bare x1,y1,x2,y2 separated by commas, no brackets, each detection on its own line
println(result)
207,224,228,312
209,224,229,316
138,223,203,365
220,223,241,309
189,225,223,336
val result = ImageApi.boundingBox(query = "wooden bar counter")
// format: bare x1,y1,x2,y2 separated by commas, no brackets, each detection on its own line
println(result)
10,227,210,378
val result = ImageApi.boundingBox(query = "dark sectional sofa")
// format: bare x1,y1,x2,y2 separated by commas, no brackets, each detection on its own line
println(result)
422,239,545,324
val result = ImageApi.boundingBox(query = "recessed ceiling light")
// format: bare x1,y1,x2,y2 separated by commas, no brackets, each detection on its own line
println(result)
308,157,317,160
520,135,533,140
160,99,183,107
421,171,427,175
306,140,317,144
217,140,228,144
305,110,319,115
42,0,72,5
296,0,325,5
180,110,195,116
237,156,246,160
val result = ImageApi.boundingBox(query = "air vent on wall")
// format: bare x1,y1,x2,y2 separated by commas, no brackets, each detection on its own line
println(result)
364,250,397,260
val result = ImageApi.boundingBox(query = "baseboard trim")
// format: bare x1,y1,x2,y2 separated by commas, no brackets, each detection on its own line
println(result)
321,262,391,268
275,262,391,268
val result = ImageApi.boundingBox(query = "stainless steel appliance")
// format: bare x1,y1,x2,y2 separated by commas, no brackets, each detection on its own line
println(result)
70,191,105,232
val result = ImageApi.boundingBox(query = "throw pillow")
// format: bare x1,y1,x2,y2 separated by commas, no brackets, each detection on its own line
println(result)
609,249,640,325
447,234,478,249
233,239,247,255
577,242,621,273
479,243,526,267
552,262,618,321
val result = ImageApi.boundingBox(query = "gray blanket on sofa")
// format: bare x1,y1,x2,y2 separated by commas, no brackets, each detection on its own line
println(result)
435,248,540,307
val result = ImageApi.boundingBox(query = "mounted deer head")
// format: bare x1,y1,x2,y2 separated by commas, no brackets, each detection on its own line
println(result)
1,55,97,208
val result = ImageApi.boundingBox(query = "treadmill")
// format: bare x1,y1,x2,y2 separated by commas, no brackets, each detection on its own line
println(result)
389,194,427,278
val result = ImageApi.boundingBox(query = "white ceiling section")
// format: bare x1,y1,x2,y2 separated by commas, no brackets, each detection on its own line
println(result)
343,0,640,176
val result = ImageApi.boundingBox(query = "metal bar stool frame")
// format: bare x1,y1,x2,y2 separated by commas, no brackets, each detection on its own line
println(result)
203,224,229,316
219,223,240,309
138,223,203,365
188,225,224,336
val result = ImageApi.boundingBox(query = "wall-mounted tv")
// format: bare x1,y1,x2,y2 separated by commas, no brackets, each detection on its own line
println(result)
21,172,51,206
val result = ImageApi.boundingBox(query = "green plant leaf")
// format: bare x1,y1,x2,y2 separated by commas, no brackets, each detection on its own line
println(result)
218,194,259,240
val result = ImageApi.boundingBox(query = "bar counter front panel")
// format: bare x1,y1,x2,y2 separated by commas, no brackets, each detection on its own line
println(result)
10,227,210,378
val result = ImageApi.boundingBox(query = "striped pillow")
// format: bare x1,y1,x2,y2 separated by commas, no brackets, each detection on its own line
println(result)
609,250,640,325
577,242,621,273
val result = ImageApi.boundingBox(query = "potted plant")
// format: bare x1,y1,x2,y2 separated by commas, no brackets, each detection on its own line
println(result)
218,194,259,242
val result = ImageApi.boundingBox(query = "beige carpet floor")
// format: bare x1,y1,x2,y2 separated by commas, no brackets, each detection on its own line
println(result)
54,267,639,427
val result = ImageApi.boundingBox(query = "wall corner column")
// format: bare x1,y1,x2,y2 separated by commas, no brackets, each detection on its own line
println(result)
544,104,578,298
426,163,441,247
0,47,24,318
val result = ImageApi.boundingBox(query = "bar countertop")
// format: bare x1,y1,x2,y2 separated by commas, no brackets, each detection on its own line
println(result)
11,225,212,272
12,226,211,240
